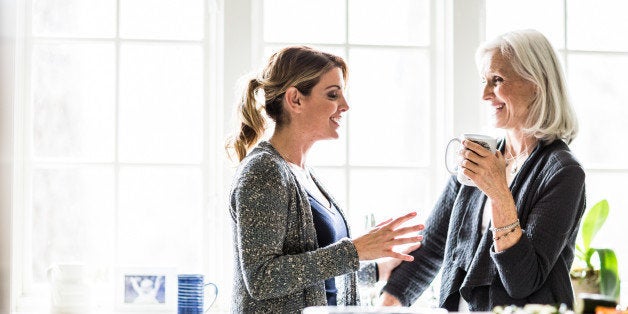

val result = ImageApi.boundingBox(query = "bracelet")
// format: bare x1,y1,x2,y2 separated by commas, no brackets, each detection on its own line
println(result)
493,226,519,241
489,219,520,233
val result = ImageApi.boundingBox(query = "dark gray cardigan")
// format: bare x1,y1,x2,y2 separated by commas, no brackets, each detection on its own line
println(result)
229,141,377,313
383,139,586,311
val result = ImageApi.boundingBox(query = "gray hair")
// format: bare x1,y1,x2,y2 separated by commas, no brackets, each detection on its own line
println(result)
476,29,578,144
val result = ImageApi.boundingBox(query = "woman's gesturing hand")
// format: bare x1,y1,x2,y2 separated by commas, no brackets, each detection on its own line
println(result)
377,242,422,281
352,211,424,262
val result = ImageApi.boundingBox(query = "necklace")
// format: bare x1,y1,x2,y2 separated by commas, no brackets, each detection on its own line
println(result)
505,150,528,174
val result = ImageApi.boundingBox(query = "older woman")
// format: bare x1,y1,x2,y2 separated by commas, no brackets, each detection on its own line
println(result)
380,29,586,311
227,46,423,313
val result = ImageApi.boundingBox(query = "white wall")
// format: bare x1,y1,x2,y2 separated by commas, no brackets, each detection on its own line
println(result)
0,0,16,311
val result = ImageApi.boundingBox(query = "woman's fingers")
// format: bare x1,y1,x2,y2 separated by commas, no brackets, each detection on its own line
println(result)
390,224,424,238
387,241,423,261
379,292,403,306
461,160,480,175
384,211,417,229
375,217,393,227
401,243,422,254
388,251,415,262
390,235,423,246
463,139,492,157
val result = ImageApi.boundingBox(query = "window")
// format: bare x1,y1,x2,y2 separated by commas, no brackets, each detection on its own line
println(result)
256,0,439,237
486,0,628,301
15,0,224,311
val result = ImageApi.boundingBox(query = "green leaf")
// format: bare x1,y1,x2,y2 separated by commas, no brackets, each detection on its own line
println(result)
594,248,620,300
579,199,609,252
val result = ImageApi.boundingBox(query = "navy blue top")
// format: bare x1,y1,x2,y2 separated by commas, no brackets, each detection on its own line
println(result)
308,192,349,305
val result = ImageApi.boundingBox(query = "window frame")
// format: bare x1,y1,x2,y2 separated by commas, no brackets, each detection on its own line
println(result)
12,0,226,311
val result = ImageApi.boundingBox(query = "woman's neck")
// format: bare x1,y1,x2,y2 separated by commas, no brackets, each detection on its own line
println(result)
505,131,537,157
269,130,312,168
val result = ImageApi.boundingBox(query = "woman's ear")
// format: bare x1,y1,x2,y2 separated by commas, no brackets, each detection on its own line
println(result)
284,87,302,113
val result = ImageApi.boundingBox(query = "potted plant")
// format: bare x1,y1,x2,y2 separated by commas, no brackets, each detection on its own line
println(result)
570,199,620,301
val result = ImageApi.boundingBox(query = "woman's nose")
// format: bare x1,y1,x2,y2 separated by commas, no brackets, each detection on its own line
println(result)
482,83,494,100
340,97,349,111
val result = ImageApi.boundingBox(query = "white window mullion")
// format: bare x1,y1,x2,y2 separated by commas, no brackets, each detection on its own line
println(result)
344,0,352,224
113,0,121,269
12,0,30,307
451,0,484,137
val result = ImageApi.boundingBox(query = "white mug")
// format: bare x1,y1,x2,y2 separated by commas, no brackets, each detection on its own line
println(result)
445,133,497,187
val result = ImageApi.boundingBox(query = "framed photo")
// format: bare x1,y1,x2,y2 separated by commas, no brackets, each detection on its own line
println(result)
115,267,177,312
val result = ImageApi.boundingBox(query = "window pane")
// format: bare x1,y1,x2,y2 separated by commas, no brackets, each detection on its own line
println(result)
348,48,430,166
349,169,430,234
118,167,203,272
119,43,203,164
263,0,346,44
32,166,115,282
568,53,628,168
32,0,116,38
263,45,346,63
120,0,203,40
485,0,564,49
584,172,628,289
348,0,429,46
567,0,628,51
31,43,116,162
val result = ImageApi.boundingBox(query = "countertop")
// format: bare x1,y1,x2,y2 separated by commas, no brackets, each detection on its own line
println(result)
303,306,491,313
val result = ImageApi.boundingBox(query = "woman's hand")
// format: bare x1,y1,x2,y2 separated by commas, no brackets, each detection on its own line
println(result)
377,243,422,281
460,140,522,252
459,139,510,200
352,212,424,262
379,291,403,306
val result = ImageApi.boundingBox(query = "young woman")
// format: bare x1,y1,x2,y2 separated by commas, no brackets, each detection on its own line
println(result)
227,46,424,313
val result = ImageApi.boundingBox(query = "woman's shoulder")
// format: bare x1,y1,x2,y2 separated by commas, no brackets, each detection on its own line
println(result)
237,142,291,180
534,140,585,179
540,140,582,167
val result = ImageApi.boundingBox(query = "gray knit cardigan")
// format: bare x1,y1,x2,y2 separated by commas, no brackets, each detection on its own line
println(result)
229,141,377,313
383,139,586,311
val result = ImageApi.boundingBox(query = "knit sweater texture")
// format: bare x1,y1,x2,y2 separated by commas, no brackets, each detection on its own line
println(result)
229,141,376,313
383,139,586,311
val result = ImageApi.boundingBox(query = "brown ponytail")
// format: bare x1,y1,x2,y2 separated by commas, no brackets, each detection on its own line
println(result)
227,78,266,161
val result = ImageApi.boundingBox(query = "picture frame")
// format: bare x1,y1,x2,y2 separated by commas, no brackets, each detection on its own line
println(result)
115,267,177,312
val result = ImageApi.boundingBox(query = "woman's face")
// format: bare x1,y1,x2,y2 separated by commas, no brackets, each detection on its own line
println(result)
299,67,349,141
481,51,537,130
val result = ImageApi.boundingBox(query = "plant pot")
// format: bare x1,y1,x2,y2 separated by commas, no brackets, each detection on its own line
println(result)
570,268,600,296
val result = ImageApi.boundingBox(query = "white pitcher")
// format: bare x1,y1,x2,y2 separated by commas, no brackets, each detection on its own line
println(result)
47,263,93,314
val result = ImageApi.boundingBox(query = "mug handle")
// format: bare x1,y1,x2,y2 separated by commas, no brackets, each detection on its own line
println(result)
445,138,462,175
204,282,218,313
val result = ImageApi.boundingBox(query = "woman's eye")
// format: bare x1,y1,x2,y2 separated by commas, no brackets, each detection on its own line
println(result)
328,93,339,99
492,76,504,84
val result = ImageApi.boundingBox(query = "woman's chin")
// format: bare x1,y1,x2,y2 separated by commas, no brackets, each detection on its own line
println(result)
490,119,507,129
326,131,340,140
